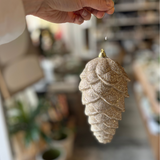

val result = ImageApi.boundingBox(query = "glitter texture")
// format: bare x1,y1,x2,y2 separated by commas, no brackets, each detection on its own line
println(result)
79,56,130,144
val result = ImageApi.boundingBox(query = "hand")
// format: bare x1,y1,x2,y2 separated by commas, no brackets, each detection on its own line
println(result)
23,0,114,24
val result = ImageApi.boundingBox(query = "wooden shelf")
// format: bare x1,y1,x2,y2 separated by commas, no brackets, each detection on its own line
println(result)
133,63,160,114
100,16,159,27
96,31,159,41
134,91,160,160
133,63,160,160
115,2,159,12
48,81,78,93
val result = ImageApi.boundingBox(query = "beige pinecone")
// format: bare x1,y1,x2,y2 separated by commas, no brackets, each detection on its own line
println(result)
79,50,130,144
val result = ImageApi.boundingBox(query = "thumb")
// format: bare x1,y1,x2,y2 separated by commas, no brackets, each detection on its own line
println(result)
81,0,114,11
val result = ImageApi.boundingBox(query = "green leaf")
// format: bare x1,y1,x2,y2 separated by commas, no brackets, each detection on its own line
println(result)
14,101,29,123
40,130,52,146
30,126,40,142
24,131,32,147
30,99,49,121
7,99,52,145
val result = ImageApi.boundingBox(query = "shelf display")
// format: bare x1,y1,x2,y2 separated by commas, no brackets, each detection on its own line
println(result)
133,45,160,160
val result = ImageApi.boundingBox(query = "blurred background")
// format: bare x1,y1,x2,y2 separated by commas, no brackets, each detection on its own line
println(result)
0,0,159,160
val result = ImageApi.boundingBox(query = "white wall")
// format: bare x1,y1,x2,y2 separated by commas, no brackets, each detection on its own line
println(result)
0,95,13,160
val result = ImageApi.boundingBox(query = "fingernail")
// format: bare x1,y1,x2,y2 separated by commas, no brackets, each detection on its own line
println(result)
79,17,83,22
82,10,88,17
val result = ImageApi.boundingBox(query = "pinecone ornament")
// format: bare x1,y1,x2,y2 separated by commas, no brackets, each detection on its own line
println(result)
79,49,130,144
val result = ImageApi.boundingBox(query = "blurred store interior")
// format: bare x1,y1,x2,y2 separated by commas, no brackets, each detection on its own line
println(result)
0,0,159,160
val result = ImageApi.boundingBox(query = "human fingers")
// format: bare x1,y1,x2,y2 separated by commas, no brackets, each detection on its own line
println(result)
74,8,91,21
81,0,114,11
66,12,84,24
106,7,114,14
92,6,114,18
92,10,105,19
95,11,105,19
36,10,84,24
86,8,105,19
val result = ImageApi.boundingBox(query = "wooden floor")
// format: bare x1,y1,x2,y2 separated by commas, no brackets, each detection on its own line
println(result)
71,86,155,160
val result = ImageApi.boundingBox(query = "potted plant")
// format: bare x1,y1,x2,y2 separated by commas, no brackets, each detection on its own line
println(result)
7,99,66,160
45,95,75,160
36,147,66,160
51,128,74,160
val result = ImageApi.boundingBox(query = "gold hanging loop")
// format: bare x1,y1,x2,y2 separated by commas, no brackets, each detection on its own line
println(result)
98,49,107,58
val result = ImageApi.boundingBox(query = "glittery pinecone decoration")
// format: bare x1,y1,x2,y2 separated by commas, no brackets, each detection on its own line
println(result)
79,49,130,144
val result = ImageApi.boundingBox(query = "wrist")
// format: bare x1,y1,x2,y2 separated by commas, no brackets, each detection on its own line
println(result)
22,0,43,15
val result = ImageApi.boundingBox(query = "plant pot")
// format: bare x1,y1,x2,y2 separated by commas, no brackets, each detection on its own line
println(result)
52,129,74,160
36,147,66,160
12,132,46,160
